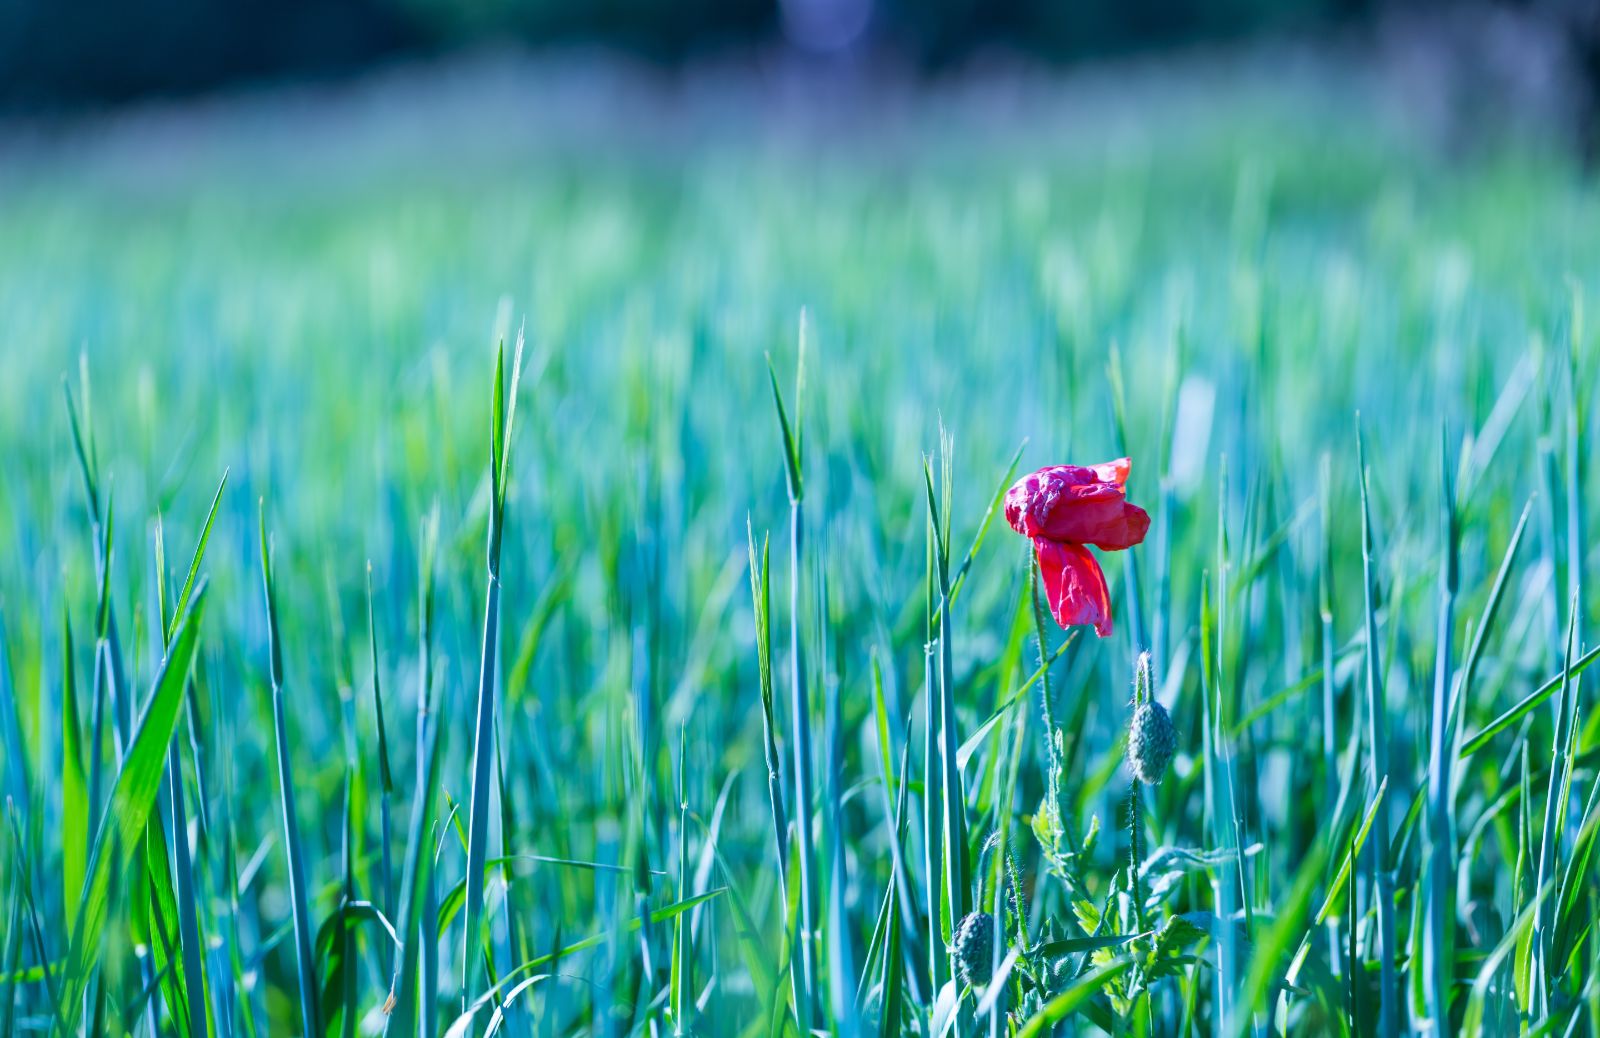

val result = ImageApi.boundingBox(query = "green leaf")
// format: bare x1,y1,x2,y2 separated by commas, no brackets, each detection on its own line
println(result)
1016,959,1134,1036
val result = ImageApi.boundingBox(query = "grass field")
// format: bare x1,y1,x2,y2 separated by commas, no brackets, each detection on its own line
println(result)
0,55,1597,1036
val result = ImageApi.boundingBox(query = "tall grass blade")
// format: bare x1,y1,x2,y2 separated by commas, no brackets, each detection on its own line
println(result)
768,332,816,1029
746,520,789,891
368,564,397,973
54,581,209,1037
1460,644,1600,757
61,608,87,934
1356,420,1398,1037
387,715,445,1038
259,504,321,1038
465,331,525,1009
1531,593,1579,1017
1422,429,1457,1033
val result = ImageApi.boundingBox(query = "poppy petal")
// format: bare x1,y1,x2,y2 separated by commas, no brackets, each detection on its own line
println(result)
1033,538,1113,638
1005,462,1150,550
1073,501,1151,552
1089,457,1131,487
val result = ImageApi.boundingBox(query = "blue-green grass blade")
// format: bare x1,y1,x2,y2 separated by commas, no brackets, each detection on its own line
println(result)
1531,593,1579,1012
167,745,209,1038
445,888,728,1036
1422,429,1458,1034
671,726,692,1035
367,565,396,935
61,376,101,522
466,329,524,1011
462,572,502,1007
0,611,30,835
747,520,789,892
1314,777,1388,927
933,439,1026,623
1447,500,1532,748
387,715,444,1038
0,880,20,1037
1462,880,1553,1036
259,505,321,1038
1356,419,1398,1038
1460,643,1600,757
765,353,803,503
956,633,1073,771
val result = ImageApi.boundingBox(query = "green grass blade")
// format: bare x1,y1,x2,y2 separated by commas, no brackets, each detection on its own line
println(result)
168,469,228,645
60,607,86,934
55,581,209,1037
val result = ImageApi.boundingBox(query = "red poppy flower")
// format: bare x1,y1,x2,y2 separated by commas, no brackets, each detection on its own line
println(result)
1006,458,1150,637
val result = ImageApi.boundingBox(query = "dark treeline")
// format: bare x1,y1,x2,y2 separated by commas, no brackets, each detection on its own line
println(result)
3,0,1376,107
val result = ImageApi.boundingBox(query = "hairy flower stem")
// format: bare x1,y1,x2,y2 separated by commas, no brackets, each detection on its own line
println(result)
1128,782,1148,933
1128,657,1151,934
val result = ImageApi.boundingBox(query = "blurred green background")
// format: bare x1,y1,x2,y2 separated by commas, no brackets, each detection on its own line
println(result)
3,0,1599,1028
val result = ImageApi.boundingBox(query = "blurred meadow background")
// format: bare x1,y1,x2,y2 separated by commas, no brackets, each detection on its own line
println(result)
2,2,1599,1035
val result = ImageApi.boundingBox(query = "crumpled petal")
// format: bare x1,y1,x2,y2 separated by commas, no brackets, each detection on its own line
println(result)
1087,458,1130,486
1005,459,1150,550
1033,537,1113,638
